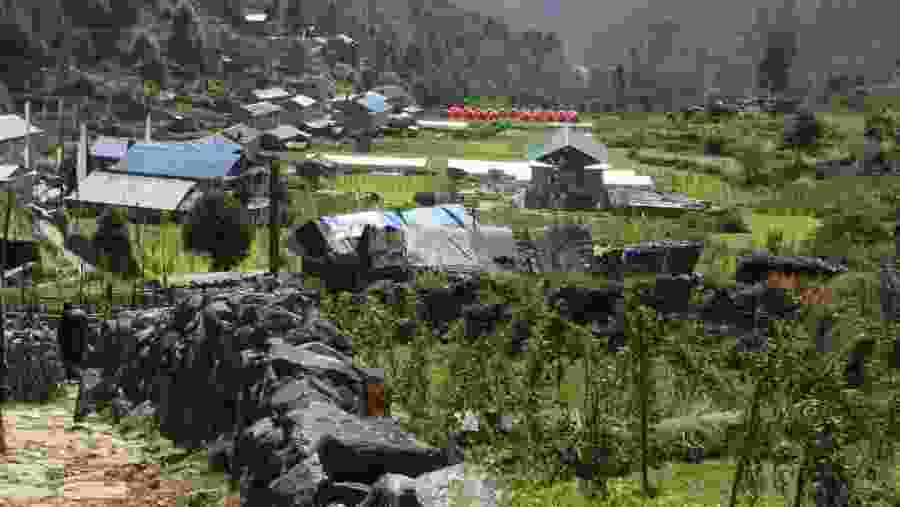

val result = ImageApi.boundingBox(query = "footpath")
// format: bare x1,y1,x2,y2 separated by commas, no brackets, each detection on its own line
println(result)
0,385,238,507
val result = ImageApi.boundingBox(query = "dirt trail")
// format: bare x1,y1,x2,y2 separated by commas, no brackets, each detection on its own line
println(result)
0,387,238,507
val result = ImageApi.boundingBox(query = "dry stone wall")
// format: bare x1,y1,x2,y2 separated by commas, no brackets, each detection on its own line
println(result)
75,273,500,507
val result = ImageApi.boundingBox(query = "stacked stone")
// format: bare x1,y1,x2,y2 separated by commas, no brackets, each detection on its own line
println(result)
77,273,502,507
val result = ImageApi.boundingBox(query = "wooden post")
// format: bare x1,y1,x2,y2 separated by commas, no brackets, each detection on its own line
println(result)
0,158,16,454
57,98,64,160
268,158,281,275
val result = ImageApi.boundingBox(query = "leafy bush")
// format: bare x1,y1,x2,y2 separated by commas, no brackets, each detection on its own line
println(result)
702,127,728,156
181,189,254,271
734,142,768,185
783,110,823,149
711,207,750,233
804,210,893,260
93,207,138,277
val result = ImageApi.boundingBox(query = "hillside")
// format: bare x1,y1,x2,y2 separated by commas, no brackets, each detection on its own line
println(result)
0,0,584,106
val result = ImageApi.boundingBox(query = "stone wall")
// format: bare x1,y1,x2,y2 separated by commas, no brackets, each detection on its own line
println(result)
76,273,502,507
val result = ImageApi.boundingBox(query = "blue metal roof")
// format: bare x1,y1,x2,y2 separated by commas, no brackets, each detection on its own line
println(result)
358,92,388,114
121,142,243,179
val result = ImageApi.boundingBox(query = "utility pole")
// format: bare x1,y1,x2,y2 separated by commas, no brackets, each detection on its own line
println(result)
268,158,281,275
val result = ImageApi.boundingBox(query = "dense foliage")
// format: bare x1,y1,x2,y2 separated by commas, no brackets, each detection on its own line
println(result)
181,189,254,272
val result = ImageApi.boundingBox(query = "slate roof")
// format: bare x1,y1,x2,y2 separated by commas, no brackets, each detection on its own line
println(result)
536,127,608,164
0,115,44,143
114,142,243,180
63,170,197,211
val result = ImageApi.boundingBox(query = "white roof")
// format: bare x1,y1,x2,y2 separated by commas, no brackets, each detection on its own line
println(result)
243,101,284,116
584,163,612,170
598,169,636,177
0,115,44,143
416,120,469,130
253,87,291,101
291,94,317,108
0,164,20,180
601,173,654,186
63,171,197,211
335,34,357,45
447,159,532,181
245,12,268,22
320,154,428,168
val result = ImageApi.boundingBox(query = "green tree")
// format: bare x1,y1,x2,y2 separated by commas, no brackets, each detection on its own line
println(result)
182,189,254,271
321,1,338,35
285,0,304,32
168,5,201,71
93,206,139,301
403,43,424,77
757,30,797,95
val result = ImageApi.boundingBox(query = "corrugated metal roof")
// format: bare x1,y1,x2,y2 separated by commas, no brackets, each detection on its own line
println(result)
291,94,317,108
416,120,469,129
0,164,20,180
265,124,307,140
447,159,532,181
91,139,131,159
537,128,608,163
321,154,428,167
222,123,262,143
63,170,197,210
0,115,44,143
118,142,243,180
357,92,388,114
253,87,291,101
243,101,283,116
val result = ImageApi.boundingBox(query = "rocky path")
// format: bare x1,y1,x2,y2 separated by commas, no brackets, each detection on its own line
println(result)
0,386,237,507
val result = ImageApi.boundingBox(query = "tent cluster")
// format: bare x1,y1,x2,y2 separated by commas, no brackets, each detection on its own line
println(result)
287,204,518,290
446,106,578,122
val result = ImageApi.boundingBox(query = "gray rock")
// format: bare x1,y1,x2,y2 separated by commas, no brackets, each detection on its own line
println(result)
268,453,328,507
358,473,419,507
268,377,341,415
269,344,362,387
414,464,501,507
74,367,118,421
280,401,450,485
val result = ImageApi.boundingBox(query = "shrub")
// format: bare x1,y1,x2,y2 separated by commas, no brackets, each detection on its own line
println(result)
783,109,823,149
712,207,750,233
93,207,138,278
182,189,255,271
735,142,768,185
702,128,728,156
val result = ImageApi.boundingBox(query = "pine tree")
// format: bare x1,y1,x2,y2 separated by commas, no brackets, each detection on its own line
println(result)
285,0,303,32
169,5,200,70
321,1,338,35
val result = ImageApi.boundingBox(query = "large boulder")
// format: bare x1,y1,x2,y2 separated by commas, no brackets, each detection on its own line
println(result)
359,464,503,507
277,401,451,485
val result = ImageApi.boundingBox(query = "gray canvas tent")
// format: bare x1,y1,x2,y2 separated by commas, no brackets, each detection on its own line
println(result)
287,206,517,282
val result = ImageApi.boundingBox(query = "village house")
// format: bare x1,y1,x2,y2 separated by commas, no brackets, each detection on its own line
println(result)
259,124,310,151
0,114,47,163
221,123,262,160
238,101,284,131
66,138,247,223
90,136,135,170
